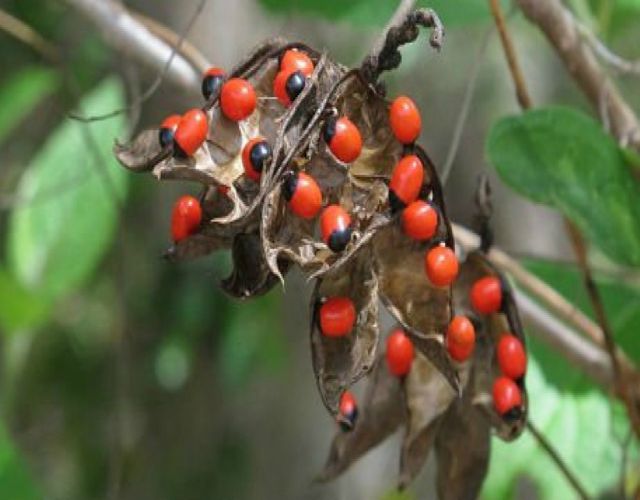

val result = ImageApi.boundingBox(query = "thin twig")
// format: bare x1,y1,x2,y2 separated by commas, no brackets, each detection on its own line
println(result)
566,223,640,437
64,0,205,122
526,421,591,500
576,21,640,76
131,9,211,74
516,0,640,149
441,25,493,184
0,8,59,61
488,0,532,109
513,291,613,388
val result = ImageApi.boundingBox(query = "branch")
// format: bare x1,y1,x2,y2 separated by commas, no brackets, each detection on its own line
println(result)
488,0,532,109
516,0,640,149
0,8,58,61
576,21,640,76
63,0,201,94
526,421,590,499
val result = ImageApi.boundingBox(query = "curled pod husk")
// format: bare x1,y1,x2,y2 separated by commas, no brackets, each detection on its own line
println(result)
310,248,379,416
453,250,528,440
318,353,405,481
398,351,457,487
433,375,491,500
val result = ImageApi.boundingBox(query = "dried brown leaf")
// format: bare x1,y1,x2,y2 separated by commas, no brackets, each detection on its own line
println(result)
398,352,457,487
221,232,286,298
318,354,405,481
434,384,491,500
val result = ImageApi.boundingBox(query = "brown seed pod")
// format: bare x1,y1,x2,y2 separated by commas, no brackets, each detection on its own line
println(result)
113,8,528,491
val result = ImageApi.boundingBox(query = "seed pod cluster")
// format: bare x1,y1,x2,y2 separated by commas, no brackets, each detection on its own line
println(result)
115,12,528,494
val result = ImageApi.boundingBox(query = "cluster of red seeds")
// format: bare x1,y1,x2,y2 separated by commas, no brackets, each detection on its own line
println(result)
164,48,525,429
469,277,528,417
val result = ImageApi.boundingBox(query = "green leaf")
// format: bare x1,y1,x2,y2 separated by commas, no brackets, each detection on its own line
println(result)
7,78,128,300
487,107,640,266
0,421,41,500
259,0,500,27
380,490,415,500
0,266,51,334
0,67,58,144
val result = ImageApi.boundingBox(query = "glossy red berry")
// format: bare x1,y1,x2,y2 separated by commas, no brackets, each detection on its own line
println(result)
338,391,358,431
386,329,414,377
158,114,181,148
323,116,362,164
389,95,422,144
493,376,523,417
280,49,314,76
242,137,271,182
497,334,527,380
319,297,356,337
201,66,226,100
389,155,424,212
274,69,306,106
425,246,459,287
220,78,257,121
320,205,352,252
401,200,438,241
171,195,202,243
173,109,208,157
470,276,503,315
446,315,476,362
283,171,322,219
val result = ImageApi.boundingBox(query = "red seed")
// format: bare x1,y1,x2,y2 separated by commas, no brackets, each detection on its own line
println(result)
401,200,438,241
320,205,352,252
173,109,208,156
497,334,527,380
389,95,422,144
171,195,202,242
389,155,424,211
386,329,414,376
324,116,362,164
284,172,322,219
493,376,523,416
220,78,257,121
241,137,271,182
280,49,314,76
446,315,476,362
470,276,503,315
424,246,459,287
319,297,356,337
339,391,357,418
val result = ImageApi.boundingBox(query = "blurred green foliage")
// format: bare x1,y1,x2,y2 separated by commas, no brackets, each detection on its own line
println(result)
487,107,640,267
7,78,128,300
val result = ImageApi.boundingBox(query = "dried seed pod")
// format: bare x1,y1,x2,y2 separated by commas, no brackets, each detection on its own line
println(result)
318,354,405,481
113,15,528,491
452,251,528,441
310,250,379,416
